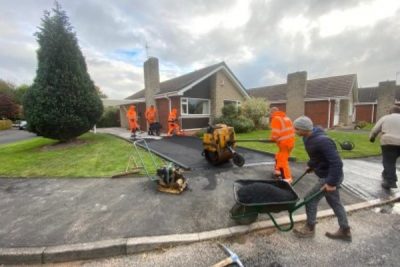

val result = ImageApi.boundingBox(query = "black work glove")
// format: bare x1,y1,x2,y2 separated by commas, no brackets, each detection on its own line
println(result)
369,136,375,143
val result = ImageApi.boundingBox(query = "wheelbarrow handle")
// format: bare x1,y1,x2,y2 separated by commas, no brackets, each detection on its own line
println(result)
260,189,325,232
293,189,325,212
291,170,309,186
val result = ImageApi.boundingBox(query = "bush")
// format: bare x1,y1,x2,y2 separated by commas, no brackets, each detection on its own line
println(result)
240,98,269,129
0,119,12,130
214,115,255,133
354,121,368,129
195,128,206,138
97,107,120,128
221,104,240,119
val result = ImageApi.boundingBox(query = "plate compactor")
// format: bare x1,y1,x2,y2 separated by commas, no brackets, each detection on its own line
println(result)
114,138,187,194
156,162,187,194
202,124,245,167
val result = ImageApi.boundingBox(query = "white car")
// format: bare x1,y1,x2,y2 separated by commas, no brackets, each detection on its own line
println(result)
19,120,28,130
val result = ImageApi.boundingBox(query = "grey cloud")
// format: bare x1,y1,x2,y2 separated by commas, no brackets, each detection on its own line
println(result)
0,0,399,99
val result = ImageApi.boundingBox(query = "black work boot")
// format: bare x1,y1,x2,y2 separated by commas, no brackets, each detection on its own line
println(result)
293,223,315,238
325,227,352,242
381,180,398,189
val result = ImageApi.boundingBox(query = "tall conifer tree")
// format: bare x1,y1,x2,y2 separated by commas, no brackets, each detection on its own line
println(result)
24,2,103,141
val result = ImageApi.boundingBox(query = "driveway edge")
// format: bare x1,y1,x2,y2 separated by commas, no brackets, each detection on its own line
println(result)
1,193,399,264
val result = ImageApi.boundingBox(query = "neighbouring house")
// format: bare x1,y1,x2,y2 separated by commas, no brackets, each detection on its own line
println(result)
247,72,358,128
355,81,400,123
120,58,249,133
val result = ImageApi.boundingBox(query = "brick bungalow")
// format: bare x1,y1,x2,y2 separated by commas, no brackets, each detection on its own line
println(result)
355,81,400,123
247,72,358,128
120,58,249,133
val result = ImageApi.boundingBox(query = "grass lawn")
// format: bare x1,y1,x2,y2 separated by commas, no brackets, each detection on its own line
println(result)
236,129,381,162
0,133,165,178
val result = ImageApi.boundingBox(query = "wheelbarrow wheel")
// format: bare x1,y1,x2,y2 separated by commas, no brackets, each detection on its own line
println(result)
232,153,245,167
230,203,258,225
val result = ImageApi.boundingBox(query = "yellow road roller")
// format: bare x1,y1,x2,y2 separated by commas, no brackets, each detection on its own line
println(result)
202,124,245,167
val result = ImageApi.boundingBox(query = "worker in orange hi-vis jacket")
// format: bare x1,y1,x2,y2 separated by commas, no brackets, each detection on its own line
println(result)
269,107,295,183
126,105,138,138
145,105,158,135
167,108,182,136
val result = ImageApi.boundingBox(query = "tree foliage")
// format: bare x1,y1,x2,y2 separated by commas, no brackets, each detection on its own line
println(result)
240,98,269,128
14,84,30,105
0,93,19,120
0,80,16,98
23,3,103,141
95,85,108,99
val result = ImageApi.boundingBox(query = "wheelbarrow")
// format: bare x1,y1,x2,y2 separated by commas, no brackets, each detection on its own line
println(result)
230,172,323,231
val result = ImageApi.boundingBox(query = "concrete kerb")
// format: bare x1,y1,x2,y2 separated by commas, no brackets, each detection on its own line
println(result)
1,193,399,265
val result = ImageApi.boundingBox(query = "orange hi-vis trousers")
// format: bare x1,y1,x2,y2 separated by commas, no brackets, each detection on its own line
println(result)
274,139,294,182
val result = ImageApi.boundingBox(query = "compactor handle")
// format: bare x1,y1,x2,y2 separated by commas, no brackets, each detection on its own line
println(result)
236,139,274,143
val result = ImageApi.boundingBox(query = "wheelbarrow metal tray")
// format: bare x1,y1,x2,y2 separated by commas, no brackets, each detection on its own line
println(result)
233,179,300,213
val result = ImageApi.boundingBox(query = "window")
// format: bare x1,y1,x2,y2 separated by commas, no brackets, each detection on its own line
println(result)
224,100,241,108
181,98,210,115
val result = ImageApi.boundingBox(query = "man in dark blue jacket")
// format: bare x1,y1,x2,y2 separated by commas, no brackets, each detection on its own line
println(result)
292,116,351,241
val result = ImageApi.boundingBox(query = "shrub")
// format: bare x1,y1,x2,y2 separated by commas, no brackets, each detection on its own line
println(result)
23,3,103,142
0,119,12,130
195,128,206,138
354,121,368,129
97,107,120,128
214,115,255,133
221,104,240,119
240,98,269,128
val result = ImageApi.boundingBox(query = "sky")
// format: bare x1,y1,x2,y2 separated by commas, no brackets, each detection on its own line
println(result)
0,0,399,99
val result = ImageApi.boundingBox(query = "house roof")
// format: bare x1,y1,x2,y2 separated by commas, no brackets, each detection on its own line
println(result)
247,74,357,102
357,87,378,103
357,85,400,103
126,62,249,100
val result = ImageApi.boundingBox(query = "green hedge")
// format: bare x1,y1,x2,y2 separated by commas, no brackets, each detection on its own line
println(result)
97,107,120,128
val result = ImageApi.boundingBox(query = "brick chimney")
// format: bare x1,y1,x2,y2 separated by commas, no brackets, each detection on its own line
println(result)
286,71,307,120
144,57,160,108
376,80,396,120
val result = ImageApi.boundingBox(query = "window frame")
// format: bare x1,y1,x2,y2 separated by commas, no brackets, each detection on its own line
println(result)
180,97,211,117
223,99,241,108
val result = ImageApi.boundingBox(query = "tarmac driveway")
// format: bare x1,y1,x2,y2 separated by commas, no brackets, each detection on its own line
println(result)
0,163,365,248
143,135,276,170
0,129,36,145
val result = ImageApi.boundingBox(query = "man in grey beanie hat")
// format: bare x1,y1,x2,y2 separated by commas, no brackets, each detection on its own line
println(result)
292,116,351,241
293,116,313,131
